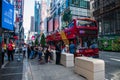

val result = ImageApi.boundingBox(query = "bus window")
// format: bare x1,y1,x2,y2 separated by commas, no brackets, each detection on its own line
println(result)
77,20,97,27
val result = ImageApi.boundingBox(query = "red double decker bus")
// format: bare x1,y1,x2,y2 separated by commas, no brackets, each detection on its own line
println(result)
46,18,99,57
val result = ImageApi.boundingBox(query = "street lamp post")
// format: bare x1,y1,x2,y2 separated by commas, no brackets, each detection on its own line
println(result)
17,22,21,61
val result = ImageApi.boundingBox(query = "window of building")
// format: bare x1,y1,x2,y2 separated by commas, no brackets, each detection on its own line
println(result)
68,21,74,28
79,0,90,9
116,9,120,34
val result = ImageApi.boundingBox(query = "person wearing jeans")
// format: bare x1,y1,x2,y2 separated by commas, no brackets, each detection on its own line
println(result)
30,46,34,59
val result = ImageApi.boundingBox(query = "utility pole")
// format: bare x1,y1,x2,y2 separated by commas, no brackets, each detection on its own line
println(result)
17,22,21,61
17,11,22,61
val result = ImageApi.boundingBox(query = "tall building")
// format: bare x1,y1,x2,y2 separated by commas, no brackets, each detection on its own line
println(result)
34,1,41,33
93,0,120,37
40,0,48,35
30,16,35,32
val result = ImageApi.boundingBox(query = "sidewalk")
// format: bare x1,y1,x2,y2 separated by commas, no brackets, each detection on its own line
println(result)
25,58,86,80
0,55,23,80
0,55,86,80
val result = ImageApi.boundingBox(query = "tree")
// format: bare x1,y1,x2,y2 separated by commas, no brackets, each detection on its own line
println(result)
62,10,72,27
35,38,39,46
40,33,46,47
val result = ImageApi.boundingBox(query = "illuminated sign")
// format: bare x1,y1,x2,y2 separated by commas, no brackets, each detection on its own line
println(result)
2,0,14,30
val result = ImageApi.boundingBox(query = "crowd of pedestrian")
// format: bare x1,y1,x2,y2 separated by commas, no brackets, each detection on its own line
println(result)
2,40,15,64
1,39,76,65
26,44,53,64
24,41,76,65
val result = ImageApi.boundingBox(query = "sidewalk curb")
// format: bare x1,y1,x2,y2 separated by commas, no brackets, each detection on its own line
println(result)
22,59,33,80
28,60,34,80
1,61,9,68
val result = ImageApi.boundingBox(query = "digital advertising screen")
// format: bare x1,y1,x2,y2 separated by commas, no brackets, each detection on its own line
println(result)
2,0,14,31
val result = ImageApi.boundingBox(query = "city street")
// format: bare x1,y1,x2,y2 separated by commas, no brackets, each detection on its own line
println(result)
0,0,120,80
99,51,120,80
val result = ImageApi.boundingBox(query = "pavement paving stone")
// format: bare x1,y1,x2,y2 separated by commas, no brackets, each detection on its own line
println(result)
29,59,86,80
1,74,22,80
22,59,33,80
0,55,23,80
4,61,23,67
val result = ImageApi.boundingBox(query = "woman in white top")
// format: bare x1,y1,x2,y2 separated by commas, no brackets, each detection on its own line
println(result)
62,45,69,53
22,45,27,58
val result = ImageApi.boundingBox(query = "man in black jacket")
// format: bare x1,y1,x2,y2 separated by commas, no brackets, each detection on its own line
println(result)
55,42,61,65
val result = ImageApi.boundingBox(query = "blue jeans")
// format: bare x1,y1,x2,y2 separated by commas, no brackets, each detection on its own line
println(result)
38,51,42,59
30,51,34,59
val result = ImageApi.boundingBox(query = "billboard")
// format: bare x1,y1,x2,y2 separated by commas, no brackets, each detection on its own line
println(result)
2,0,14,30
54,16,59,31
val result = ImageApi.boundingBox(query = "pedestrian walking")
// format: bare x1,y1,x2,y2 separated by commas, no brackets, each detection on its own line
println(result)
22,45,27,58
7,40,14,61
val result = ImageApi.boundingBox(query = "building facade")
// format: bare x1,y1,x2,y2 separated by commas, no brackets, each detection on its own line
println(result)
90,0,95,19
14,0,24,45
0,0,24,67
47,0,91,33
34,1,41,33
30,16,35,32
93,0,120,37
40,0,48,35
68,0,90,18
93,0,120,51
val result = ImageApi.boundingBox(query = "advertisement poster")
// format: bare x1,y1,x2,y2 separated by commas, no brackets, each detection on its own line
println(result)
2,0,14,30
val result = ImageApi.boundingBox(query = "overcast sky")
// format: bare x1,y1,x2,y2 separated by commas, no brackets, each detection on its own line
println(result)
23,0,34,33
